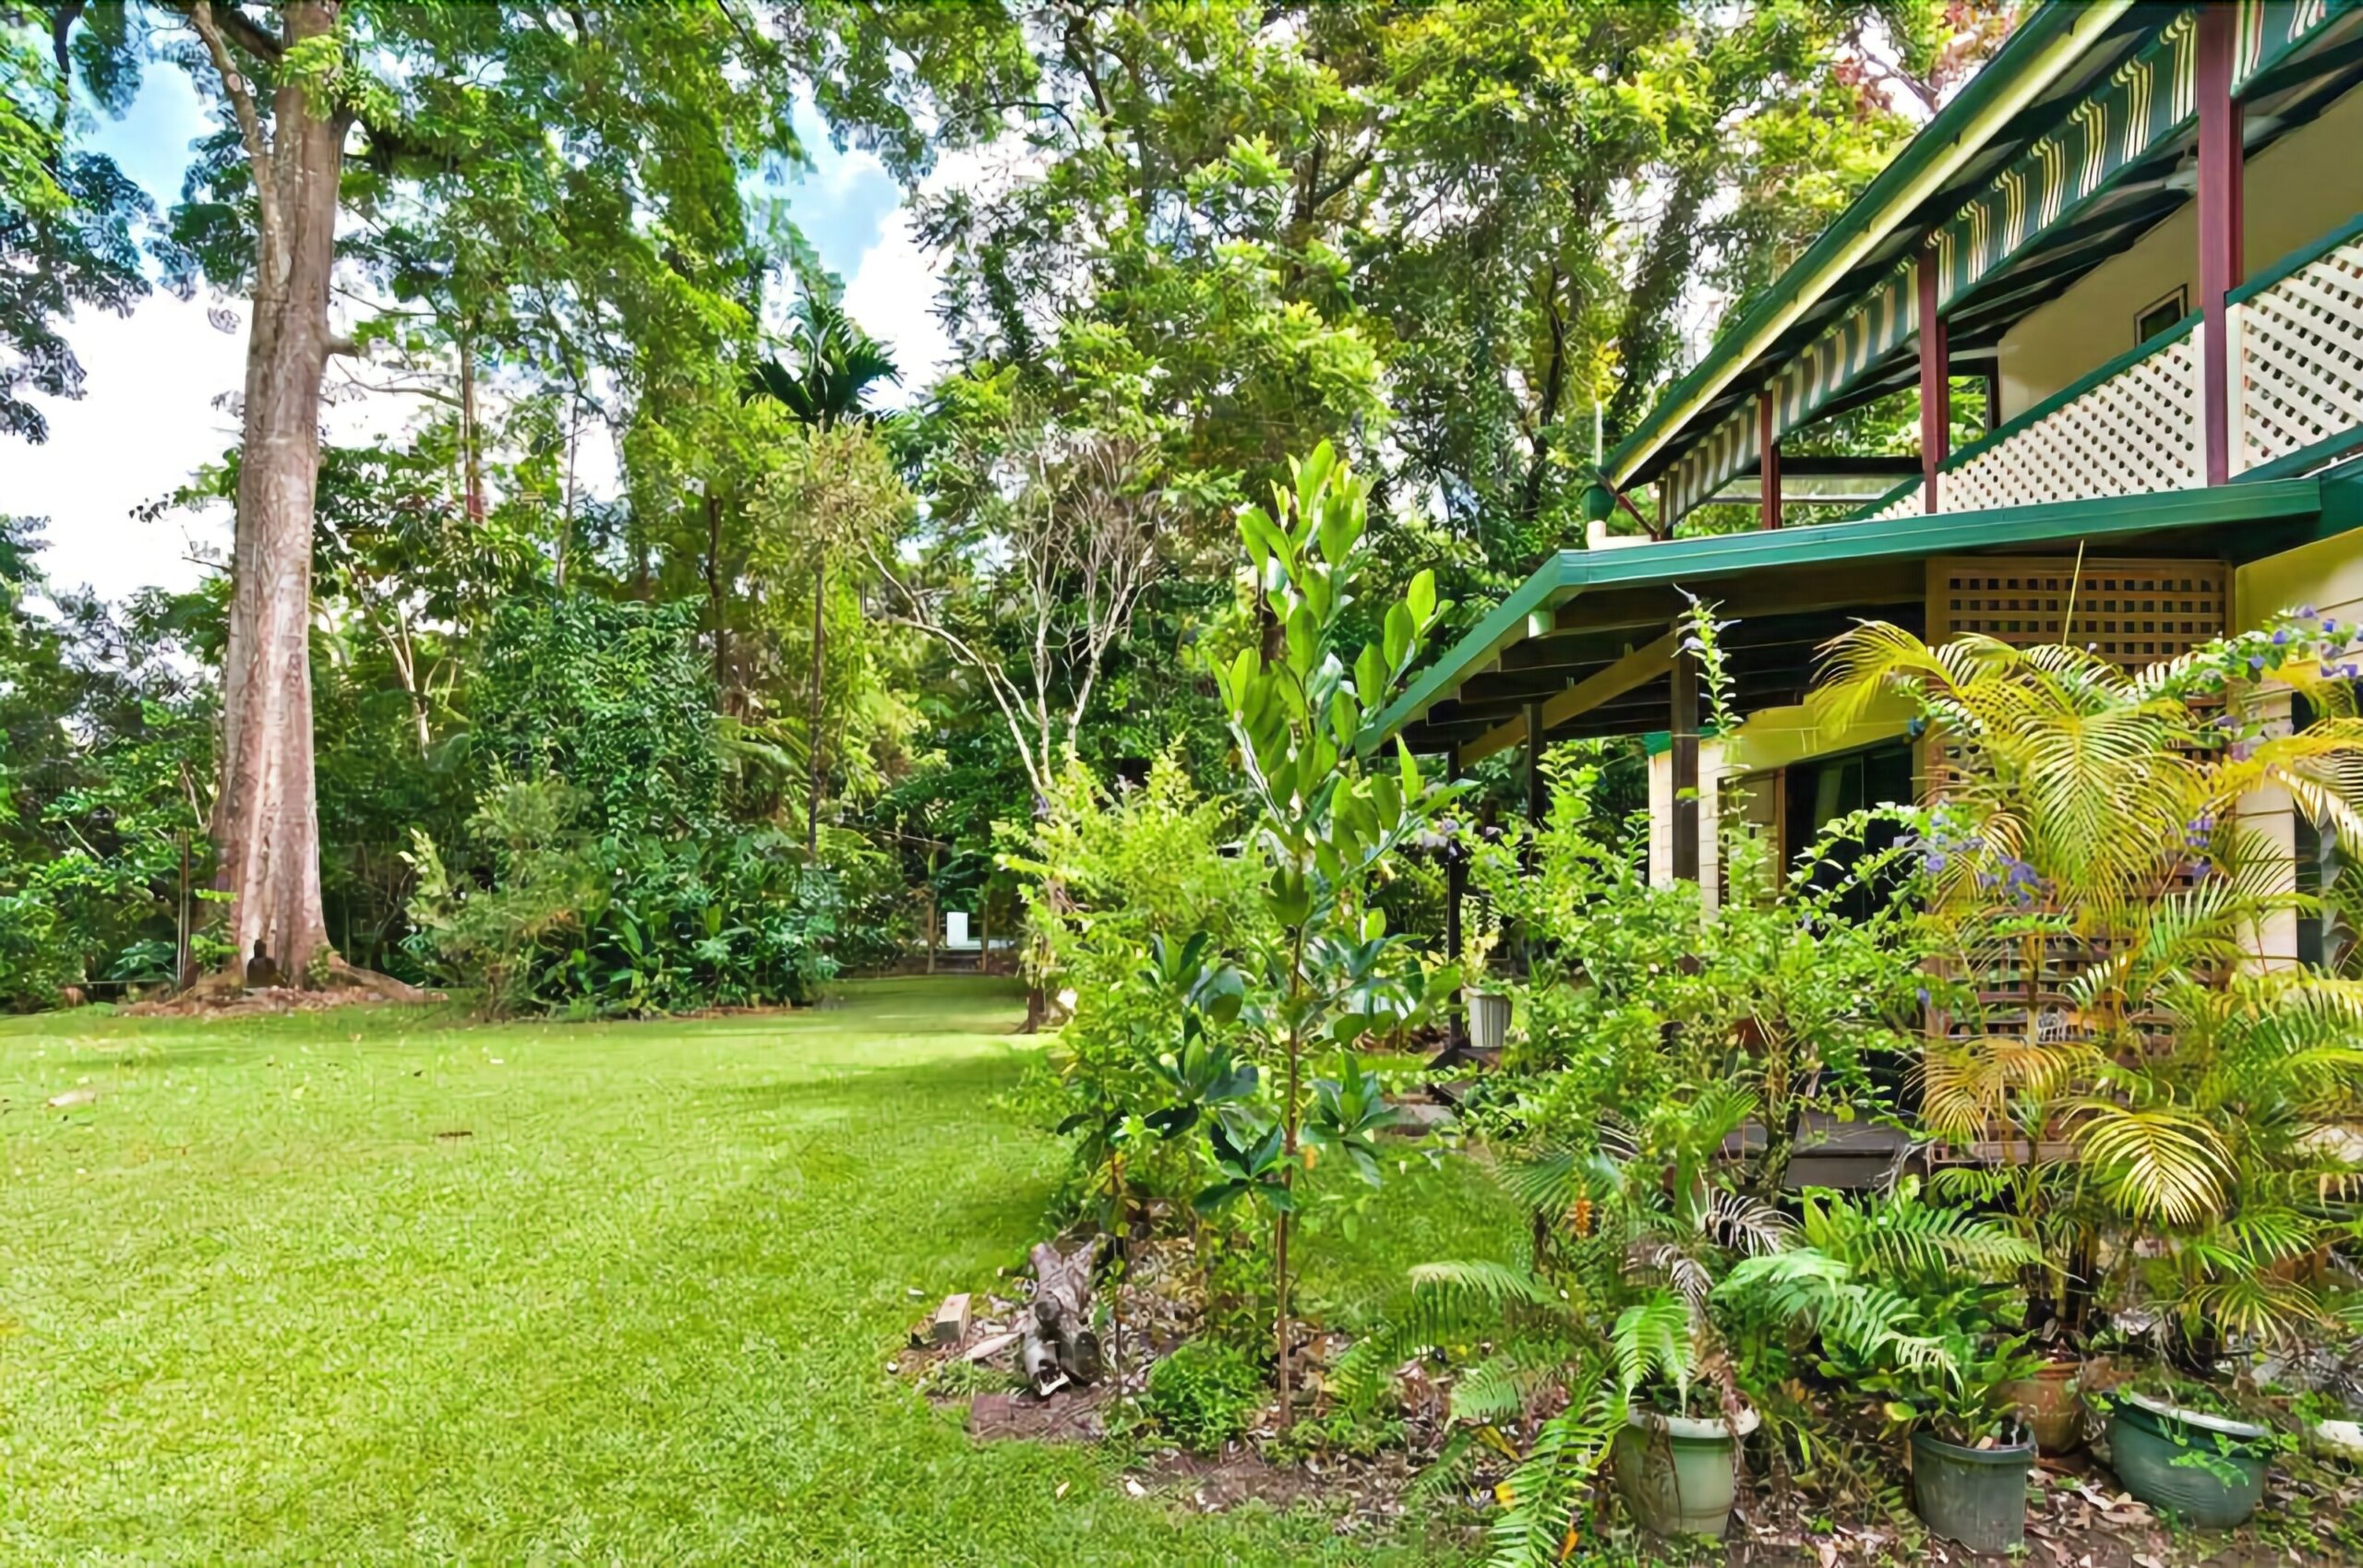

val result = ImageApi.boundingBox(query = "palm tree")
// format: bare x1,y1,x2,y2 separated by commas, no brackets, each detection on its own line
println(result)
1815,623,2363,1359
744,297,901,855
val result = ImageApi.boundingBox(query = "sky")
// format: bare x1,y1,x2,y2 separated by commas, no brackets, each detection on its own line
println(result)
5,64,954,603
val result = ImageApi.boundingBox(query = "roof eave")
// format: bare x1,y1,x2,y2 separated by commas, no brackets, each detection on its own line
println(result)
1601,0,2136,493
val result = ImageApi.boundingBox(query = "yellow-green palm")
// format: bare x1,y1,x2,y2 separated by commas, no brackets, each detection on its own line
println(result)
1817,623,2363,1347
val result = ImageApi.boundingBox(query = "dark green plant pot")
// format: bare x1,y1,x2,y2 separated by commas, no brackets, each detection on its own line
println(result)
1613,1406,1757,1538
2106,1392,2268,1527
1910,1430,2034,1553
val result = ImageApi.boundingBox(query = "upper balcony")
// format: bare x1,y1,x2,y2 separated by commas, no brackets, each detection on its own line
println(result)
1601,2,2363,542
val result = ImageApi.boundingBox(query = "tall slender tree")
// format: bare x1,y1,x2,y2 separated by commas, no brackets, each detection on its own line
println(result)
44,2,811,983
745,295,899,856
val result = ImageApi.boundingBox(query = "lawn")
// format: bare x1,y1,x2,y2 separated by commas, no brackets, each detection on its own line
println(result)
0,978,1513,1565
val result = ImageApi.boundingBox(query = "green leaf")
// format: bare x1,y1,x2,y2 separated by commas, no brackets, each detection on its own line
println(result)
1408,569,1436,624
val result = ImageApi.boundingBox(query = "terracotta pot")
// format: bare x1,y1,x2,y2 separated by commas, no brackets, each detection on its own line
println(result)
2005,1359,2085,1454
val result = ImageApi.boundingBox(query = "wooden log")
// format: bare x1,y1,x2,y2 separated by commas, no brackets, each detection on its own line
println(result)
1026,1239,1102,1390
932,1292,972,1347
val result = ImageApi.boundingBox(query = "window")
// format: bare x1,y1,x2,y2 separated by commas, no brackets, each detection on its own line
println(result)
2135,286,2188,345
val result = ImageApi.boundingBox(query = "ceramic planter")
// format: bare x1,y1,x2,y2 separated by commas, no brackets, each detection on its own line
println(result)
1467,989,1512,1055
2105,1391,2270,1527
2004,1359,2085,1454
1911,1430,2036,1553
1613,1405,1759,1538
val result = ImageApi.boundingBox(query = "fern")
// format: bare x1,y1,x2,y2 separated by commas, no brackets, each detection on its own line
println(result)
1611,1289,1694,1403
1482,1372,1623,1568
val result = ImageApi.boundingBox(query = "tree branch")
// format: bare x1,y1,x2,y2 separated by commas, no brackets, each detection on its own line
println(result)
186,0,282,259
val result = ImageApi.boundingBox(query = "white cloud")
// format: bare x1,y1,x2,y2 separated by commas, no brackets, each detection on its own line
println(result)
843,209,954,401
5,293,244,599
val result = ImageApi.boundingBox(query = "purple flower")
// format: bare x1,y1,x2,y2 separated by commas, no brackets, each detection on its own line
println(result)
2324,618,2340,636
2273,628,2290,647
2190,859,2211,878
2250,655,2267,674
1915,987,1931,1008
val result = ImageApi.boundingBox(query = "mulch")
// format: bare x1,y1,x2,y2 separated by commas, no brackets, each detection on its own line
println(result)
902,1236,2362,1563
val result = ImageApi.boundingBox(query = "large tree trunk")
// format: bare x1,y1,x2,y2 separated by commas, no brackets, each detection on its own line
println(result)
210,1,346,985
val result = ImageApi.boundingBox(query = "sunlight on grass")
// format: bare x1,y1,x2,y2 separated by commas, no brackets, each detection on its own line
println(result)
0,979,1502,1565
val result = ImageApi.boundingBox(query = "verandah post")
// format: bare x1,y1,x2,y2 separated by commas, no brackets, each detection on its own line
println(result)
1670,641,1701,883
1757,392,1781,531
1917,241,1949,513
2198,0,2245,485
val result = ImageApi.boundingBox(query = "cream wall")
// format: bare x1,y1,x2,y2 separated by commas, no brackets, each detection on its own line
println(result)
2235,523,2363,632
1647,739,1724,913
1997,82,2363,421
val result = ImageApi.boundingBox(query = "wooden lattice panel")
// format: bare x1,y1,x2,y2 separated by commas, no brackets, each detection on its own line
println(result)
1926,556,2226,668
1939,329,2203,513
1923,555,2226,1066
2234,233,2363,473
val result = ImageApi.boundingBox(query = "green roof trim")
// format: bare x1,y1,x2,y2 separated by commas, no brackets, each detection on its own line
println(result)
1367,477,2326,754
1601,0,2134,490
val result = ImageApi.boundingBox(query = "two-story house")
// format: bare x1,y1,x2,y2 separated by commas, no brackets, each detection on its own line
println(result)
1376,0,2363,973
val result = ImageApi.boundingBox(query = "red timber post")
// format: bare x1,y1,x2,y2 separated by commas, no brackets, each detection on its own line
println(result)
1917,240,1949,512
2198,1,2245,485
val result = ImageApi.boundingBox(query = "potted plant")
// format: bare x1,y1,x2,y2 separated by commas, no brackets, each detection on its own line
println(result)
1609,1288,1761,1538
1865,1324,2045,1552
1785,1186,2048,1553
2094,1372,2276,1527
1459,899,1510,1056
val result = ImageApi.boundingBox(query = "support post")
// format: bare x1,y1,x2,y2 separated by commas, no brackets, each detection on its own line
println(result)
1524,702,1547,827
1670,644,1701,883
1444,745,1468,1058
2198,1,2244,485
1757,393,1781,531
1917,242,1949,513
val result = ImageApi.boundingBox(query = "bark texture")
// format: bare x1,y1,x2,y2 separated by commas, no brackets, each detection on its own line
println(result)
205,0,349,983
1020,1239,1101,1394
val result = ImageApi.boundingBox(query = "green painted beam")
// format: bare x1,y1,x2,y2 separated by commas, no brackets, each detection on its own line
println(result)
1365,477,2324,754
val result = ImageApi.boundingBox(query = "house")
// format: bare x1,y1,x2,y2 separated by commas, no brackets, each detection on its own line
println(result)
1377,0,2363,977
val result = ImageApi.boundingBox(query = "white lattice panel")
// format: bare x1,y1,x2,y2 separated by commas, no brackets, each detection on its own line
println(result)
1939,329,2203,513
2234,235,2363,473
1861,487,1923,522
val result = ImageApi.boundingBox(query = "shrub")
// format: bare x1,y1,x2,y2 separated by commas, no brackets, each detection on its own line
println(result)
405,776,838,1015
1141,1341,1267,1453
471,594,723,837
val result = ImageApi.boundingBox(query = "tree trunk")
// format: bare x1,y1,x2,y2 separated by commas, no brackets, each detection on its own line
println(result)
705,490,727,705
212,5,346,986
806,557,826,857
1021,1239,1101,1394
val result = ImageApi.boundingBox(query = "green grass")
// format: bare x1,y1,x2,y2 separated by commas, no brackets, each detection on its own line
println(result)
0,978,1513,1565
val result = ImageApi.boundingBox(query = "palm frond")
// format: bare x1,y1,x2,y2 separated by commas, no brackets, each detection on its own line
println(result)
2069,1101,2229,1226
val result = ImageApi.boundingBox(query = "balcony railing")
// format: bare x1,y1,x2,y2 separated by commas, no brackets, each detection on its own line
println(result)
1840,221,2363,524
1853,317,2204,523
2230,216,2363,481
